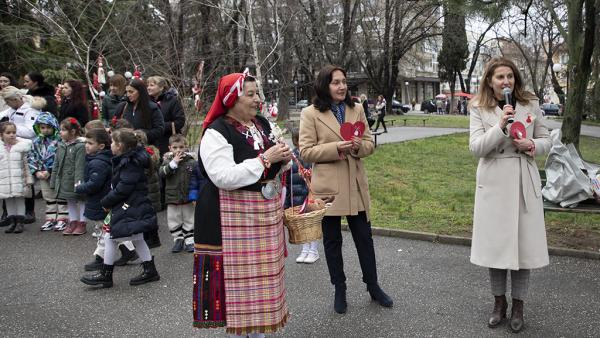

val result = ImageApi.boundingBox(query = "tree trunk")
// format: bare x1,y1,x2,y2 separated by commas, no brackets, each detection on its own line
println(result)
561,0,596,148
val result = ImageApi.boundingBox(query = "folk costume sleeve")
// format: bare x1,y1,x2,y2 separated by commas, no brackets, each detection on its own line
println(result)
199,128,264,190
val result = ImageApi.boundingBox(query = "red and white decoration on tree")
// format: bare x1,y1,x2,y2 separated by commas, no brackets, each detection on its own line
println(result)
192,61,205,113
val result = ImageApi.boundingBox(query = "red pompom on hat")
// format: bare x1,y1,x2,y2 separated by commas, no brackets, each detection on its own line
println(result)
202,68,250,130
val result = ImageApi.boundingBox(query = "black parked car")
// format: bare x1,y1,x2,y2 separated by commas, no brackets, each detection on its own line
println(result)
541,103,561,116
420,99,436,114
391,100,411,114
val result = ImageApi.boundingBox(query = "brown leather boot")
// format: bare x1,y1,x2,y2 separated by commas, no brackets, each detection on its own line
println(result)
488,295,507,328
510,298,524,333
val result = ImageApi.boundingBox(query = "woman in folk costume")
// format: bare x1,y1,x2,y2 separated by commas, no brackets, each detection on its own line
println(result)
469,57,551,333
193,69,292,337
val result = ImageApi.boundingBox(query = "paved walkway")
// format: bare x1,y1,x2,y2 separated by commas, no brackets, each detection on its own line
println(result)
1,205,599,337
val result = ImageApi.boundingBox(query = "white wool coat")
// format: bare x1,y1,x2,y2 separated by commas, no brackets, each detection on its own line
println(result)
0,138,34,199
469,99,551,270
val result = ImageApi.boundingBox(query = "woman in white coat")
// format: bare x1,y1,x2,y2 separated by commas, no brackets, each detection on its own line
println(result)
469,57,550,333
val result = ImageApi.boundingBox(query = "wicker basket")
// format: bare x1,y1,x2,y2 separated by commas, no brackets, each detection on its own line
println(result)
284,205,326,244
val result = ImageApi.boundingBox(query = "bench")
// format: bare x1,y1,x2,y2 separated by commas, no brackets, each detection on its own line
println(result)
372,131,384,147
402,118,428,126
539,169,600,214
383,119,395,126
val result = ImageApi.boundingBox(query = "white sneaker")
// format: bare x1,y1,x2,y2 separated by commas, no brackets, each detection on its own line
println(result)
303,250,319,264
54,220,68,231
296,251,308,263
40,220,56,231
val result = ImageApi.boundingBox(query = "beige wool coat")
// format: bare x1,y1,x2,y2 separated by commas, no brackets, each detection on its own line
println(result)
299,103,374,218
469,99,551,270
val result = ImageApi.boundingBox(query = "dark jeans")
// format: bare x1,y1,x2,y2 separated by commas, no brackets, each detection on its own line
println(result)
373,113,387,132
321,212,378,286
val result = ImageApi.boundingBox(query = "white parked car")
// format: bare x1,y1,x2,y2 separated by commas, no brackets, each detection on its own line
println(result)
296,99,309,109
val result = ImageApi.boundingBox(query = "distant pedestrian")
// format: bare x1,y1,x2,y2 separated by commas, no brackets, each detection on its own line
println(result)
372,95,387,133
361,94,374,128
469,57,550,333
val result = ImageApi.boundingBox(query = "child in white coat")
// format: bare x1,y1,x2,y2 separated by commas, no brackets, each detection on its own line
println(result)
0,122,33,233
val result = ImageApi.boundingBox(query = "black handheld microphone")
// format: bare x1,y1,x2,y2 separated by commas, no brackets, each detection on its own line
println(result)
503,87,514,123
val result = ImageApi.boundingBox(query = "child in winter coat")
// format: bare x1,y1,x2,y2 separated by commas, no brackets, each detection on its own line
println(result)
133,130,162,250
28,112,69,231
50,118,86,235
80,128,159,288
75,128,113,270
159,134,204,253
285,129,319,263
0,122,33,233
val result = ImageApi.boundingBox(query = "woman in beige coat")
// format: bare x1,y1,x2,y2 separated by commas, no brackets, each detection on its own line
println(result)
469,57,551,333
299,65,392,314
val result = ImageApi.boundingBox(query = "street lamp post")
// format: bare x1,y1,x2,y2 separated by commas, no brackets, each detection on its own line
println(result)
404,81,410,109
294,80,298,109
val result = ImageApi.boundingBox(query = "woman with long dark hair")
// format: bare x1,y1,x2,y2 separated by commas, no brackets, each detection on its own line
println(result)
23,72,57,115
114,79,164,249
59,80,89,127
299,65,393,314
114,79,164,147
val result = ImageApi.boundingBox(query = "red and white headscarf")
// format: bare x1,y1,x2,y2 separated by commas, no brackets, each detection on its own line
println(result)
202,68,250,130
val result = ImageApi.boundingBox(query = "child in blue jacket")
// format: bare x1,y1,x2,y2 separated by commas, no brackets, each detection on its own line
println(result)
75,128,113,271
80,128,159,288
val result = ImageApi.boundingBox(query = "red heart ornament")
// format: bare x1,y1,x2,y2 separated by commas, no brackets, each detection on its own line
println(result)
340,121,366,140
510,121,527,139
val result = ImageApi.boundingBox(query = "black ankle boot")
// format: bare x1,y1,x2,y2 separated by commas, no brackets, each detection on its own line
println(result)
13,216,24,233
367,283,393,307
80,264,114,288
0,215,12,227
114,245,139,266
84,255,104,271
488,295,507,327
4,217,17,233
510,298,524,333
334,283,347,314
129,257,160,286
144,230,162,248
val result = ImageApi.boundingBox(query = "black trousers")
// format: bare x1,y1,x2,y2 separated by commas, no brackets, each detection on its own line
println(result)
373,113,387,132
321,212,378,286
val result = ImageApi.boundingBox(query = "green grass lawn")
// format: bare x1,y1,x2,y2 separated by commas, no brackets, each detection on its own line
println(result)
365,133,600,251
